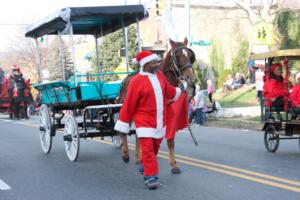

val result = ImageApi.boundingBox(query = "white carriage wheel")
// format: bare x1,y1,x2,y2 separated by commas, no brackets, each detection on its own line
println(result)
112,112,123,148
38,104,52,154
64,115,80,161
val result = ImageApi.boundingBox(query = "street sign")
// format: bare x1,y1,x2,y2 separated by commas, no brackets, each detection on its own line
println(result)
253,21,274,45
190,40,212,46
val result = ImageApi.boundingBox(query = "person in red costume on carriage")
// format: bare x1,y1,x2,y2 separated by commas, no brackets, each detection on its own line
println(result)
263,62,290,113
289,72,300,116
114,51,186,190
8,64,28,119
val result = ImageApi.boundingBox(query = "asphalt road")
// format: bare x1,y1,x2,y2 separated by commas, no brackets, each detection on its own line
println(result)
1,114,300,200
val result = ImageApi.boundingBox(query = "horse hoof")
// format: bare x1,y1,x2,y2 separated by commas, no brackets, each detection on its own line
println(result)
122,156,129,163
171,168,181,174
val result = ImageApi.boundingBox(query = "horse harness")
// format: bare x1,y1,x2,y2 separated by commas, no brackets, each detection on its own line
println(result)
164,46,195,82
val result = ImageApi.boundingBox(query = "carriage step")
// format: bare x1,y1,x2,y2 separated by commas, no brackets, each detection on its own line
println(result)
63,134,73,142
79,130,116,138
39,126,46,132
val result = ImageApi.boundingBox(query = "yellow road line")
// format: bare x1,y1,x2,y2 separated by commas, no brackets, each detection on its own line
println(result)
125,141,300,188
158,153,300,193
95,138,300,193
3,119,300,193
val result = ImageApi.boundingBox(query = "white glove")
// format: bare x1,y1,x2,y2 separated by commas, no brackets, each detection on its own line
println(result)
180,80,188,91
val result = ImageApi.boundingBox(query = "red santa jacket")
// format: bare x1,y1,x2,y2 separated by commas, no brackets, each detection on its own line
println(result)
290,84,300,107
264,78,288,106
114,71,181,138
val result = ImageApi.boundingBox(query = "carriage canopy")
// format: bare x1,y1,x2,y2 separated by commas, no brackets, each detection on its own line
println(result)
25,5,148,38
250,49,300,60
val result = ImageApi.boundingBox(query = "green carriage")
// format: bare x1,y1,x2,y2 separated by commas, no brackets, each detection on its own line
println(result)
25,5,148,161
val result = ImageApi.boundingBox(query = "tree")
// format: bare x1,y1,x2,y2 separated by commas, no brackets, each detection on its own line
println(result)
0,30,39,83
231,40,249,76
276,9,300,49
235,0,281,25
91,25,138,74
209,39,225,88
43,37,73,81
235,0,284,49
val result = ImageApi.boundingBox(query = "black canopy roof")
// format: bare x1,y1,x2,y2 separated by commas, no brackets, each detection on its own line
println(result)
25,5,148,38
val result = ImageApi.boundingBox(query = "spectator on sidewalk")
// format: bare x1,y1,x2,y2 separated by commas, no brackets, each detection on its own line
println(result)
247,52,257,84
207,79,214,103
223,74,233,93
232,72,245,89
189,85,205,125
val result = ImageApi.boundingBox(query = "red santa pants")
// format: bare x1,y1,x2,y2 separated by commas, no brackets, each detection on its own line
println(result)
139,137,163,177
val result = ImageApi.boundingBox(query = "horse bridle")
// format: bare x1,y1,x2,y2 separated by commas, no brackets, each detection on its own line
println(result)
165,46,196,81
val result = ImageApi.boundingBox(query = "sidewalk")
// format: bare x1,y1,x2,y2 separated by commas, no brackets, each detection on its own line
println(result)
216,106,261,118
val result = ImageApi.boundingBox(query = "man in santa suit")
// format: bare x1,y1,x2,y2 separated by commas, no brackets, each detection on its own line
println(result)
114,51,186,190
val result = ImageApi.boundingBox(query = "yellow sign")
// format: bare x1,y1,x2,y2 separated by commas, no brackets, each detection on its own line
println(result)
253,22,274,45
156,0,165,16
114,59,132,79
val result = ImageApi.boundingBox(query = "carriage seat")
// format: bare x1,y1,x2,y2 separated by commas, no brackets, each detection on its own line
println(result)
264,97,285,112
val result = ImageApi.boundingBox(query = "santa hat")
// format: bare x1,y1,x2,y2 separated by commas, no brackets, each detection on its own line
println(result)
295,71,300,81
269,63,281,73
11,64,20,72
135,51,159,70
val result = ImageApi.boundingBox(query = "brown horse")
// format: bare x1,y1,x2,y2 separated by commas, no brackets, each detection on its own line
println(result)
117,37,196,174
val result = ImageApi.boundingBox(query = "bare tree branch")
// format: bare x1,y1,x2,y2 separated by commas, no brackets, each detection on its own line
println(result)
235,0,259,24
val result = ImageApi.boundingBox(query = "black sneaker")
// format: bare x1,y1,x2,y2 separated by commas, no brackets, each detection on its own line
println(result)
144,177,159,190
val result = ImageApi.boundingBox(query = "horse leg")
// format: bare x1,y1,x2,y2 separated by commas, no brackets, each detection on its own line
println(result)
24,100,29,119
135,136,144,174
134,135,141,163
167,138,181,174
9,99,13,119
121,134,130,163
15,101,20,119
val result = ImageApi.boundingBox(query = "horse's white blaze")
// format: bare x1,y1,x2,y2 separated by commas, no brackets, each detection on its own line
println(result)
182,49,188,57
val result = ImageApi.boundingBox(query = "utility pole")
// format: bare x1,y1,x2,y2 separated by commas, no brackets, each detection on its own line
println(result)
184,0,191,44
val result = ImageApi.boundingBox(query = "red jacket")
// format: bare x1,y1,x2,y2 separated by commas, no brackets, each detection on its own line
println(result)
290,84,300,107
114,70,181,138
263,78,288,106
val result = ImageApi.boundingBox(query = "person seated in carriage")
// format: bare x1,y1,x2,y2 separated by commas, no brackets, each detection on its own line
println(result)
0,67,4,93
0,67,4,83
289,72,300,117
263,62,290,113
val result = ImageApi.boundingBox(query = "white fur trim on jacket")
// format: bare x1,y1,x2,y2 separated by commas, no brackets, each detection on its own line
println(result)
148,74,164,130
139,54,158,69
136,127,166,138
171,87,182,101
114,120,130,134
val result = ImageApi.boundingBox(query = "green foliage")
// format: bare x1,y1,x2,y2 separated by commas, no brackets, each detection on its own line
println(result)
209,39,225,88
193,60,203,87
218,69,232,89
277,10,300,49
231,40,249,76
276,10,300,70
215,85,258,108
91,25,138,74
193,60,216,89
44,37,73,81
